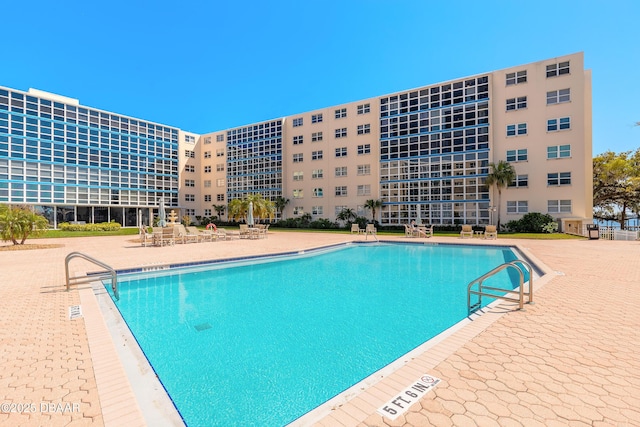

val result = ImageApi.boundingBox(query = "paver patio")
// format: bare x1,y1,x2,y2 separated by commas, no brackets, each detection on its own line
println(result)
0,232,638,426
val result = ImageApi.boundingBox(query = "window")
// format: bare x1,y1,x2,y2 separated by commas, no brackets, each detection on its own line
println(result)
335,108,347,119
547,172,571,186
293,206,304,215
312,169,324,179
311,113,323,123
293,135,303,145
546,61,570,78
357,124,371,135
357,144,371,155
506,96,527,111
506,149,528,162
335,206,347,217
184,194,195,202
335,128,347,138
216,178,225,187
311,131,323,142
184,135,195,143
184,179,195,187
357,184,371,196
509,174,529,188
204,209,212,216
507,201,528,214
293,153,303,163
216,149,225,157
185,209,195,216
204,165,212,173
335,147,347,157
547,145,571,159
204,151,211,159
184,165,195,172
216,163,225,172
313,188,323,197
357,103,370,114
547,117,571,132
216,194,224,201
547,89,571,105
204,137,211,144
184,150,195,158
292,117,303,127
357,164,371,175
293,189,303,198
335,166,347,177
204,194,212,202
335,186,347,196
216,134,224,142
312,206,323,215
506,123,527,136
506,70,527,85
204,180,211,188
293,171,303,181
548,199,572,213
312,150,323,160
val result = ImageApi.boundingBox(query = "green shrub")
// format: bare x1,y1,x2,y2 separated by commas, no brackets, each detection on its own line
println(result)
505,212,556,233
59,222,121,232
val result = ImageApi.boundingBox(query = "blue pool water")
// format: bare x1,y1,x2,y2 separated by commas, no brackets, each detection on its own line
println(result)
110,243,522,426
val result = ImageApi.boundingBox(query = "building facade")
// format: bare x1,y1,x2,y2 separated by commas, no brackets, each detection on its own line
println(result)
0,52,592,230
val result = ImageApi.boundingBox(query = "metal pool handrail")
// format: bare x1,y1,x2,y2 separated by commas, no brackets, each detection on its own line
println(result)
65,252,119,300
467,259,533,313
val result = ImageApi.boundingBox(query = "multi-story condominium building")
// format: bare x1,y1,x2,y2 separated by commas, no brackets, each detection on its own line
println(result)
0,52,592,231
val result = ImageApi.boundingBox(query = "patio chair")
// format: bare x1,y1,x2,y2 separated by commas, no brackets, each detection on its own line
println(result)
484,225,498,240
460,225,473,239
404,224,418,237
351,223,364,234
159,227,176,246
139,226,153,247
365,224,377,236
255,224,269,239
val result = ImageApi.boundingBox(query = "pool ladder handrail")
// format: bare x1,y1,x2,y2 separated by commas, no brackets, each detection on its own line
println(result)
65,252,119,300
467,260,533,313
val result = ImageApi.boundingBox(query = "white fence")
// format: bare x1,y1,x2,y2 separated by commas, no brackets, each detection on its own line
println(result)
585,226,640,241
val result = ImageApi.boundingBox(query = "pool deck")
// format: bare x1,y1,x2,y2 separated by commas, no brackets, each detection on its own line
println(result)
0,231,639,426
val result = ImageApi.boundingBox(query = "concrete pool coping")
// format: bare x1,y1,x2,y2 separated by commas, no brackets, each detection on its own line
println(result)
85,239,551,426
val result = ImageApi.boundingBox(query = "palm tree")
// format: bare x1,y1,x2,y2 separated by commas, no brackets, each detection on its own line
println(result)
364,199,383,223
336,208,357,223
227,199,245,222
228,194,275,223
274,196,289,219
212,204,226,220
485,161,516,229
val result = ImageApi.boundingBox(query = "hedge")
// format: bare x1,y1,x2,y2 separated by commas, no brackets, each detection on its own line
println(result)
58,222,122,231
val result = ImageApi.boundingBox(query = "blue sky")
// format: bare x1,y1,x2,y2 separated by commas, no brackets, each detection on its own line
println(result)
1,0,638,154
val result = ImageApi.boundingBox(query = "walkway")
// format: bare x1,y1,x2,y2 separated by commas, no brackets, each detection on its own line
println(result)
0,233,638,426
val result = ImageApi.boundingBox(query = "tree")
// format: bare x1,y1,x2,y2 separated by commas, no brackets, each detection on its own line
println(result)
274,196,289,219
364,199,383,223
212,204,226,220
227,194,275,223
0,205,49,245
593,149,640,229
485,161,516,229
336,208,357,223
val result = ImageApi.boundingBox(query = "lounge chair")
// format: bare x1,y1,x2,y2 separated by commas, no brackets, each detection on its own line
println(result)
417,225,434,238
460,225,473,239
177,224,199,243
351,223,364,234
186,226,208,242
484,225,498,240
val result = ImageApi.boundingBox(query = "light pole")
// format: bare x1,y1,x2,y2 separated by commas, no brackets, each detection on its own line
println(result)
489,205,497,225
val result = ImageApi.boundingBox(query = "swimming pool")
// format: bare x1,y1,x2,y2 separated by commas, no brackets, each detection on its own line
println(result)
109,242,523,426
